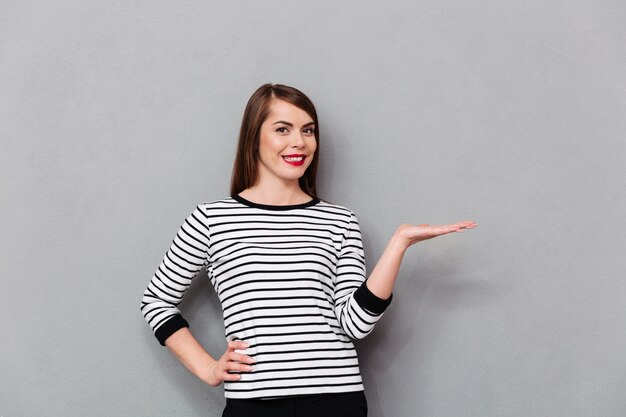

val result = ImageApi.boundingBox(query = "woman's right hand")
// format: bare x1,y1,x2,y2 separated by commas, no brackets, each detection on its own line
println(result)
201,340,255,387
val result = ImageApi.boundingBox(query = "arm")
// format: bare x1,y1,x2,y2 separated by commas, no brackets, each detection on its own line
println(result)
140,206,211,343
334,212,393,339
140,206,254,385
366,221,478,299
165,328,254,387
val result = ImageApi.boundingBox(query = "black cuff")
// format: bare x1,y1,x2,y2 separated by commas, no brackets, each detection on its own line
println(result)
353,281,393,315
155,315,189,346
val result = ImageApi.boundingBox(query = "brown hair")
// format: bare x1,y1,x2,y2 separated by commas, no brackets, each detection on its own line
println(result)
230,83,320,198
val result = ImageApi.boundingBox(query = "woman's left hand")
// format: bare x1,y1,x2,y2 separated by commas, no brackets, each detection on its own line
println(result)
394,220,478,250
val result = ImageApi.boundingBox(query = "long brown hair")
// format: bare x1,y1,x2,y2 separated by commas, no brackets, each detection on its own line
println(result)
230,83,320,198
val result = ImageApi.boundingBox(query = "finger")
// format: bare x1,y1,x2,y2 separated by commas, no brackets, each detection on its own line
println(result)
228,351,255,364
460,221,477,227
226,361,255,372
428,222,476,236
221,371,243,381
227,340,249,351
447,222,475,230
455,222,478,232
435,225,460,234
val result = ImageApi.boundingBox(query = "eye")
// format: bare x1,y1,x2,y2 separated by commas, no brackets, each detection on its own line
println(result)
303,127,315,135
276,127,289,133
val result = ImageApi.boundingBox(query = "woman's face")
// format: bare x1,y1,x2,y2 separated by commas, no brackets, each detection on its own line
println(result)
256,99,317,187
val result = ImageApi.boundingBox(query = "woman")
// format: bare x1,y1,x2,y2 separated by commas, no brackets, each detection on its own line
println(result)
141,83,477,416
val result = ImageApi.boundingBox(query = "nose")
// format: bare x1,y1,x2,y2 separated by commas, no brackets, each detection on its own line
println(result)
290,130,306,148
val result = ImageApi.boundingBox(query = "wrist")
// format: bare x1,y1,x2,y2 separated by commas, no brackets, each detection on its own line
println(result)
194,358,217,381
198,358,219,386
390,229,410,252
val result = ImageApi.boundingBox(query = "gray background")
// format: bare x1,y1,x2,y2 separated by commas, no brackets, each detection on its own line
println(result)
1,1,625,416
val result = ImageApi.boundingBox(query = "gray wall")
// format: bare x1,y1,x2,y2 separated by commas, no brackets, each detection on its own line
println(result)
2,1,625,416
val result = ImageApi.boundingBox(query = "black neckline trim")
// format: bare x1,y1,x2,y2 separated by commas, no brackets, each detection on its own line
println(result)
231,194,321,211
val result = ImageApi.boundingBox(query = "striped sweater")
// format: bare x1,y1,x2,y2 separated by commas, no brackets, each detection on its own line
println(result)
140,194,392,399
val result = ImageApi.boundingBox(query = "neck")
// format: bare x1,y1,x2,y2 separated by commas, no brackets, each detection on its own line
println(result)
238,179,312,206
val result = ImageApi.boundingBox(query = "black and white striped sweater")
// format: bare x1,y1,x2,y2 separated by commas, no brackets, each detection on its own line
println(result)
141,194,392,399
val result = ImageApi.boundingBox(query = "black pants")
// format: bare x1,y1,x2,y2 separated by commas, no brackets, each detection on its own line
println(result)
222,391,368,417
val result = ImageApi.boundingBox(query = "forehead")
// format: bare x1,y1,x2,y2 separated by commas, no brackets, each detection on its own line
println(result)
266,99,314,123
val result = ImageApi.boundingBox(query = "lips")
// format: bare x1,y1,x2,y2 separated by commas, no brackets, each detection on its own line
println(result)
282,154,306,166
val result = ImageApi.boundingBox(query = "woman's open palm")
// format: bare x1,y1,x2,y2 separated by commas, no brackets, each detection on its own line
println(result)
396,221,477,249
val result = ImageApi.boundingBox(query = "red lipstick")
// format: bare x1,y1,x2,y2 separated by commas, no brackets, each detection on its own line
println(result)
282,154,306,167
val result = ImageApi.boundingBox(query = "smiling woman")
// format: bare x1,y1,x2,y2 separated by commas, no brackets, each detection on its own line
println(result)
140,83,477,417
230,84,321,205
250,99,318,198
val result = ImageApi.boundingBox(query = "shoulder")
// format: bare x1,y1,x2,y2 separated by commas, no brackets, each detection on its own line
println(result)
180,197,239,225
195,197,239,213
313,199,359,223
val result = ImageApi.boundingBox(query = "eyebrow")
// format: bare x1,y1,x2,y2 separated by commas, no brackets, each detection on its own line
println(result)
272,121,316,128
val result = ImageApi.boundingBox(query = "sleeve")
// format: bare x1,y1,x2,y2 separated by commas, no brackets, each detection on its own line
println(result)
334,211,392,340
140,206,211,346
